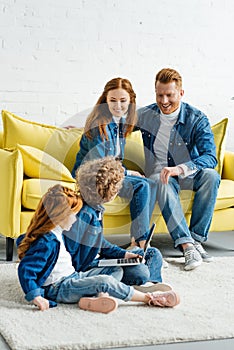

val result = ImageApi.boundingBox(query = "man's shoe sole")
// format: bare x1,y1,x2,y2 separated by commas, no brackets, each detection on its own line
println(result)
78,296,118,314
202,256,214,262
184,259,202,271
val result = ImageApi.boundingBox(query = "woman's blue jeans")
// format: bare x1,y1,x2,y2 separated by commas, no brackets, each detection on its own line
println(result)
44,266,135,304
150,169,220,247
119,175,157,242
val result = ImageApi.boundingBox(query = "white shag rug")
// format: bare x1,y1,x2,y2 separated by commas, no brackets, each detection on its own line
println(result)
0,257,234,350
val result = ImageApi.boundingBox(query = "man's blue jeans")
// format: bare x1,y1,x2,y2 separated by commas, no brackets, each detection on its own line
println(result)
119,175,157,242
150,169,220,247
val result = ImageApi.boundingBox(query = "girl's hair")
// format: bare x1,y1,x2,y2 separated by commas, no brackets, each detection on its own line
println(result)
18,184,83,260
155,68,182,89
77,156,124,206
84,77,137,140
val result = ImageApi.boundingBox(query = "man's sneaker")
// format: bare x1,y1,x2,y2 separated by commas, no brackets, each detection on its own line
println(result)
147,290,180,307
183,246,202,271
133,282,172,293
194,241,214,262
78,293,118,314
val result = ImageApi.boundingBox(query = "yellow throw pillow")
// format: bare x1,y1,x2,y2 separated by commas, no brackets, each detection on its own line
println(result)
211,118,228,175
2,110,83,172
17,144,75,182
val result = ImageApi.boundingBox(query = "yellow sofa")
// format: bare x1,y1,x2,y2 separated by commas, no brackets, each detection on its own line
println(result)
1,110,234,260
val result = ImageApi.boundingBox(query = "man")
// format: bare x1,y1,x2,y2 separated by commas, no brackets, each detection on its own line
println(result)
137,68,220,271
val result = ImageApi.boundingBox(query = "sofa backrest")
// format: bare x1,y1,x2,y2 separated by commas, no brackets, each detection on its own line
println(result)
1,110,228,176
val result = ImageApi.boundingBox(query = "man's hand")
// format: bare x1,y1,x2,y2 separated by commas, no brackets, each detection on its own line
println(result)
160,166,183,184
33,296,50,311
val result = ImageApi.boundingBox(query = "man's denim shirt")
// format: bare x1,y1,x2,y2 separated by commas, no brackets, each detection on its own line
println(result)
16,203,126,306
136,102,217,177
72,117,126,177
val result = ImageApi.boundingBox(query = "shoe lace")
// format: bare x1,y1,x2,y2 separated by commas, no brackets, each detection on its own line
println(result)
195,242,207,255
184,248,195,262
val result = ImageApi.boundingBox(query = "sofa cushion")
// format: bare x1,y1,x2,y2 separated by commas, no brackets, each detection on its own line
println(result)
17,144,75,182
2,110,83,172
211,118,228,174
22,178,76,210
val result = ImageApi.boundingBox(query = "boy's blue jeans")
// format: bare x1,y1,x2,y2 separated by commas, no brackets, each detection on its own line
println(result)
150,169,220,247
44,266,135,304
122,247,163,284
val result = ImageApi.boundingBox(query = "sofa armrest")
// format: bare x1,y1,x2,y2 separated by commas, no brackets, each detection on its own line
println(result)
222,151,234,181
0,149,24,238
0,130,3,149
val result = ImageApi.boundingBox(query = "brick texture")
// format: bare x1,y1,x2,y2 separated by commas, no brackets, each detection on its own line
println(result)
0,0,233,150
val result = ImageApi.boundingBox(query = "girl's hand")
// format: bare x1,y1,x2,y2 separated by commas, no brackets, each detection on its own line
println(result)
128,170,145,177
33,296,50,311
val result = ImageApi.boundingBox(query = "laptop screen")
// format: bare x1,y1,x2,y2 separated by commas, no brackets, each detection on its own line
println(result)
142,222,155,258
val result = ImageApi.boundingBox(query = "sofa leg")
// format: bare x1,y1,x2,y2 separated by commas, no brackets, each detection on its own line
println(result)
6,237,14,261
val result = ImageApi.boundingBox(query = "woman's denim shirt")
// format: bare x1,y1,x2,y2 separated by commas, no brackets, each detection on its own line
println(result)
136,102,217,177
72,117,126,177
16,204,126,306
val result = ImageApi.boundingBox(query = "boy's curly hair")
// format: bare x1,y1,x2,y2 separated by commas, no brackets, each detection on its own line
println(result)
76,156,125,206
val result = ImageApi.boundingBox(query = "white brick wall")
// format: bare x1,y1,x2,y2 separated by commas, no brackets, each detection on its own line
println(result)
0,0,234,149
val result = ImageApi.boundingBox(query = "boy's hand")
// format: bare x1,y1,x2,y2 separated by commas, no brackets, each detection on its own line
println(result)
33,296,50,311
124,252,142,259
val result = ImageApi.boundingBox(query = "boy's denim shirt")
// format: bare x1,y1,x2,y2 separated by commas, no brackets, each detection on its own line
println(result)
136,102,217,177
72,117,126,177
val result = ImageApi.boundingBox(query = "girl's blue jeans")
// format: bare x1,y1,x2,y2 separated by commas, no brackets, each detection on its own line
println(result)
44,245,163,304
44,266,135,304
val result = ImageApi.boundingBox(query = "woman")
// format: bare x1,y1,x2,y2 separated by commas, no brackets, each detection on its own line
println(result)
72,77,157,249
17,157,179,313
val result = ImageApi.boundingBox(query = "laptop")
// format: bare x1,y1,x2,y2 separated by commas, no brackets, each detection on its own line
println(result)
98,223,156,267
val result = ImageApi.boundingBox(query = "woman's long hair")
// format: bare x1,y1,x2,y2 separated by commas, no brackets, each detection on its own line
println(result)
18,185,83,260
84,77,137,140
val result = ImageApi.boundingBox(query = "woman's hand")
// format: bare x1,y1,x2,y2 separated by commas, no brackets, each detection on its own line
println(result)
128,170,145,177
33,296,50,311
